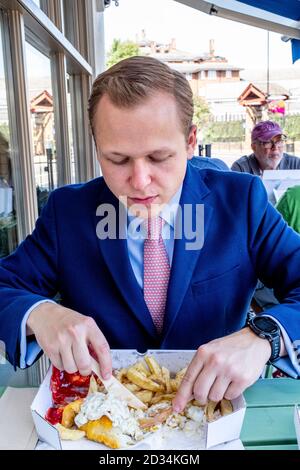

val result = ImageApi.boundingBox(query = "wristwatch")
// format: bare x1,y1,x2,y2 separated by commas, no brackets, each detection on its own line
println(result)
247,315,281,363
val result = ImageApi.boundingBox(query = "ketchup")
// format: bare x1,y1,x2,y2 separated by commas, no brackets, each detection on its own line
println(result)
45,366,96,424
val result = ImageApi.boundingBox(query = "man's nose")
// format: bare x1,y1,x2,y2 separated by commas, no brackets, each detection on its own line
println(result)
130,161,151,191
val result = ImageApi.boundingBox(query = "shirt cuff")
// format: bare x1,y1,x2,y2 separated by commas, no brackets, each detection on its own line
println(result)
264,314,300,378
19,300,56,369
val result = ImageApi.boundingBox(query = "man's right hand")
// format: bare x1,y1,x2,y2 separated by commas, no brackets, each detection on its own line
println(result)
27,302,112,378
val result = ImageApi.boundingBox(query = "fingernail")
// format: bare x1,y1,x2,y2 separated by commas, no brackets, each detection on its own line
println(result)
103,372,110,380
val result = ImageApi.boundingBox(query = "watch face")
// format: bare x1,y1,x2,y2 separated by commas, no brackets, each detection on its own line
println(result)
254,317,278,334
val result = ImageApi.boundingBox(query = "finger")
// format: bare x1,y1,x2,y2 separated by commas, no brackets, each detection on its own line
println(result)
59,343,78,374
87,327,112,380
192,366,217,405
72,341,93,376
208,376,231,403
49,352,64,371
224,381,243,401
172,353,204,412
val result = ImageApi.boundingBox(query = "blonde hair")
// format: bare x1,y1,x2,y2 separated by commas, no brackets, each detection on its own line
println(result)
88,56,194,140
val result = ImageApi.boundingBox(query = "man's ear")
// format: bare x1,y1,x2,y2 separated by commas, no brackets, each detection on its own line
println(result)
251,141,256,153
187,125,197,160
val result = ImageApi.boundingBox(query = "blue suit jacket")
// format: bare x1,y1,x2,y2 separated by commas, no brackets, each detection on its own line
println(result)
1,163,300,367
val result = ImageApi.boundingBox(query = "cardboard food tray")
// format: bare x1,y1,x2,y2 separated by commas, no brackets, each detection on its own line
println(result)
31,350,246,450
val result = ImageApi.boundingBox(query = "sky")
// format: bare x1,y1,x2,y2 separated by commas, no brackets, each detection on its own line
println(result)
103,0,300,71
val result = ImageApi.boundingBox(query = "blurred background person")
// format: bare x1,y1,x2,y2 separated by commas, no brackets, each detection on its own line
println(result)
276,185,300,234
231,120,300,176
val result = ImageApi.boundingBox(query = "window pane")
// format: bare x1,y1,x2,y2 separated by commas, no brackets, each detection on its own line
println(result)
26,43,57,213
31,0,41,7
0,23,18,259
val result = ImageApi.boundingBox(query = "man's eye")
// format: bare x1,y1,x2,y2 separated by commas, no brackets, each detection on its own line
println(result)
148,155,171,162
111,158,128,165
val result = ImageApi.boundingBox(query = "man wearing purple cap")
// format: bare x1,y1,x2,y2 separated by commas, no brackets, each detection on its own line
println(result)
231,120,300,176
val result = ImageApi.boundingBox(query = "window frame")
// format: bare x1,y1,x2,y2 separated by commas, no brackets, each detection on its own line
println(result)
0,0,104,386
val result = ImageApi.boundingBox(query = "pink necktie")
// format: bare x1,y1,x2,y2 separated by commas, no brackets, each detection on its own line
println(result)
143,217,170,334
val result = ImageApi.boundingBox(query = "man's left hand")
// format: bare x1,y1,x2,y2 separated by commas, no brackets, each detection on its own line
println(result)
172,327,271,412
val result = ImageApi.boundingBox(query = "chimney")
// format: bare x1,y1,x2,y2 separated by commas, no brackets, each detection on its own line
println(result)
170,38,176,51
209,39,215,57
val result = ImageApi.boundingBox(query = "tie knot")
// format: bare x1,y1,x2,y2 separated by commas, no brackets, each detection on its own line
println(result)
143,216,163,240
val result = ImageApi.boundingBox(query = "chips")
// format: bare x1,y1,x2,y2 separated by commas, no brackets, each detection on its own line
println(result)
53,355,234,447
205,398,233,423
55,423,86,441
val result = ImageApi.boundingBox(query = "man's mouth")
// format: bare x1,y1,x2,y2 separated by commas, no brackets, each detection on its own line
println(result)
129,195,158,205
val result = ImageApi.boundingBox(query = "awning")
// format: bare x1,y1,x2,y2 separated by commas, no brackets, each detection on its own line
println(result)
174,0,300,62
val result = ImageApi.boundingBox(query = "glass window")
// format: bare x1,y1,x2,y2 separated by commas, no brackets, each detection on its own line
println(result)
66,74,76,183
25,42,57,213
31,0,41,7
62,0,87,59
0,23,18,258
207,70,217,79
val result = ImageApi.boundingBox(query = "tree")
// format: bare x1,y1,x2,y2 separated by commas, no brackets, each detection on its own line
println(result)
193,95,211,130
106,39,139,68
271,114,300,141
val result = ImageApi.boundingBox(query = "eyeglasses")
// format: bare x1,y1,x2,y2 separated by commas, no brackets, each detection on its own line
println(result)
257,137,287,149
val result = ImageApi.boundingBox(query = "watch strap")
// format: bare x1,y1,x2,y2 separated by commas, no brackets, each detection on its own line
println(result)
247,315,281,363
268,334,281,363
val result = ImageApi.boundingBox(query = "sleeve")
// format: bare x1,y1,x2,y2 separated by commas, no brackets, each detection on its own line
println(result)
231,161,244,172
263,315,300,377
0,191,60,367
276,193,291,225
247,176,300,365
19,300,56,369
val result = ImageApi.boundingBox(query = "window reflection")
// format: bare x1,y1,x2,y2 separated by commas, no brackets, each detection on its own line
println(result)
0,24,18,258
26,43,57,213
66,74,76,183
31,0,41,7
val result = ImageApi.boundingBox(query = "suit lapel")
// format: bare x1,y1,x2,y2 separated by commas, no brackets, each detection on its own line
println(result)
163,164,214,338
95,185,157,339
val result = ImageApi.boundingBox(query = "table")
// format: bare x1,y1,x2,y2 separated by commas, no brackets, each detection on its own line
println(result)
0,379,299,450
241,378,299,450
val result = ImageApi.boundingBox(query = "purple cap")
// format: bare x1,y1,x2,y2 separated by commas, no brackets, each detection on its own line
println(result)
251,120,283,142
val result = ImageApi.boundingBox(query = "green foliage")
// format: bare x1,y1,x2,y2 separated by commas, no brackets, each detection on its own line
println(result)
270,114,300,141
193,95,211,129
203,120,245,142
106,39,140,68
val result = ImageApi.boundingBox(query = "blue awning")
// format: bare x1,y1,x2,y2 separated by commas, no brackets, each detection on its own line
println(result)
236,1,300,21
237,0,300,62
292,38,300,63
175,0,300,62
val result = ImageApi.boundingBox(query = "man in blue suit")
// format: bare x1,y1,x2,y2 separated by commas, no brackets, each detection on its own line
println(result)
1,57,300,413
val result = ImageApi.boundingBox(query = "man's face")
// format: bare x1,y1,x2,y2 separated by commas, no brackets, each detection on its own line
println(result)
251,134,284,171
94,92,196,218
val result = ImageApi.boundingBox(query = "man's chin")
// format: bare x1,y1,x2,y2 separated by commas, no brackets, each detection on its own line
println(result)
127,202,164,219
266,158,281,170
